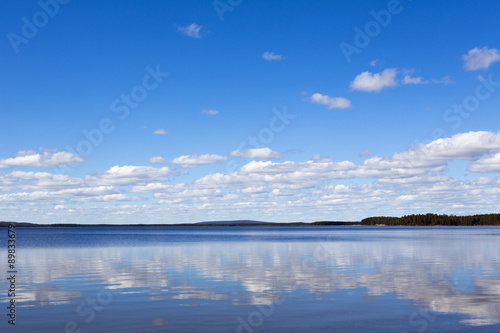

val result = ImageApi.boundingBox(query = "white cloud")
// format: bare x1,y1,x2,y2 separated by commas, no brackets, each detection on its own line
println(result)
39,147,58,153
191,131,500,192
201,109,219,115
359,150,373,158
0,171,84,191
463,47,500,71
0,186,118,203
262,52,284,61
238,159,355,175
149,156,167,164
410,131,500,162
153,129,167,135
359,131,500,172
177,23,204,38
468,153,500,173
0,151,84,169
402,75,428,85
310,93,351,109
85,165,172,186
77,194,145,202
155,188,223,200
349,68,398,92
130,182,180,193
229,148,281,160
170,154,227,167
396,194,417,201
349,131,500,181
369,59,378,67
432,76,453,85
5,131,500,224
193,159,357,191
240,186,266,194
310,154,333,163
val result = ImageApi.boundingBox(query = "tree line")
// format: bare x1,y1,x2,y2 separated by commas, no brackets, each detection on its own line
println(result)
361,213,500,226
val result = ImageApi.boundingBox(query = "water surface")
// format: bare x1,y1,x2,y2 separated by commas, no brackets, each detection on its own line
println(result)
1,226,499,332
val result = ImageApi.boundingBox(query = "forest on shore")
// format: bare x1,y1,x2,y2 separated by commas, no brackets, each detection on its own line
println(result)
361,213,500,226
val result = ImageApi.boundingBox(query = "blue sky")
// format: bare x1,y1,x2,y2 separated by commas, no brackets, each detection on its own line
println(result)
1,0,500,224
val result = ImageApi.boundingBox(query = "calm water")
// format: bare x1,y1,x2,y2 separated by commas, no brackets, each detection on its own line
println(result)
1,226,500,332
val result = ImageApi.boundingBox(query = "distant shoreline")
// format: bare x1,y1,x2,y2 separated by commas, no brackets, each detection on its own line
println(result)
1,214,500,227
0,221,361,227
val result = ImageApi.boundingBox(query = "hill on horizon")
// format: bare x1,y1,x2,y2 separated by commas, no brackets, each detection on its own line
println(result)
195,220,274,225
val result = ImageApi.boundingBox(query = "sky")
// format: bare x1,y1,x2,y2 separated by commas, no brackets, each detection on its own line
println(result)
1,0,500,224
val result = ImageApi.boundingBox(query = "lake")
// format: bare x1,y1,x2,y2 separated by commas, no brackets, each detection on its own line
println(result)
1,226,500,332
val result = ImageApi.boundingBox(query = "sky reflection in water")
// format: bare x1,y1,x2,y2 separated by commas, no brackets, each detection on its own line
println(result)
1,226,500,332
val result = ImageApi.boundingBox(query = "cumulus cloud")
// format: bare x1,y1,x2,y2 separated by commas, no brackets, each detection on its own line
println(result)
194,131,500,192
0,171,84,191
468,153,500,173
240,186,266,194
350,68,398,92
0,151,84,168
170,154,227,167
39,147,58,152
229,148,281,160
155,188,223,200
85,165,172,186
153,129,167,135
463,47,500,71
359,131,500,173
359,150,373,158
194,159,357,191
262,52,284,61
5,131,500,223
432,76,453,85
408,131,500,162
310,154,333,163
149,156,167,164
177,23,204,38
130,182,178,193
402,75,428,85
310,93,351,109
201,109,219,115
0,186,118,203
77,194,146,202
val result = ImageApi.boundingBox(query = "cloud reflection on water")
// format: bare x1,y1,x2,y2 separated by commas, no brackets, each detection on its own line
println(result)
1,228,500,327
